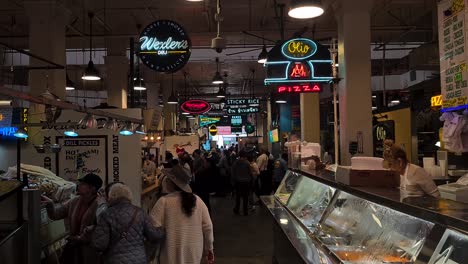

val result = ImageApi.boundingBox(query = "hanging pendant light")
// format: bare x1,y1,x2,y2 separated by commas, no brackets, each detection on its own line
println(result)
82,12,101,81
212,57,224,84
167,73,178,104
104,118,118,131
66,73,75,90
216,86,226,98
120,122,134,136
64,128,79,137
133,78,147,91
135,124,147,135
257,45,268,64
288,0,324,19
14,127,28,139
78,113,97,128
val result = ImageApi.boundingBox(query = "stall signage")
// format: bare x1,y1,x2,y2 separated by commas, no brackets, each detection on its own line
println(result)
200,115,220,127
281,38,317,60
0,127,17,137
209,125,218,136
231,115,243,126
226,106,259,115
181,100,211,114
217,126,231,135
226,98,260,106
431,95,443,107
438,0,468,111
289,62,310,78
277,84,321,93
138,20,191,73
373,120,395,157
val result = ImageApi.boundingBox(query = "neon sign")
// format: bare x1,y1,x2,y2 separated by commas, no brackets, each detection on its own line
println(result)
181,100,211,114
277,84,321,93
290,62,309,78
138,20,191,73
431,95,443,107
0,127,17,137
281,38,317,60
200,116,220,127
226,106,259,115
226,98,260,106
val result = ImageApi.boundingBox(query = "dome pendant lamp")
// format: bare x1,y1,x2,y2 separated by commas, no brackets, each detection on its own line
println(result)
257,44,268,64
288,0,324,19
212,57,224,84
66,73,75,90
82,12,101,81
167,74,178,105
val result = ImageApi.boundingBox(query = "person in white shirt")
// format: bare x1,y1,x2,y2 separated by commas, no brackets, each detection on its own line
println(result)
256,149,271,195
387,145,440,199
142,155,156,177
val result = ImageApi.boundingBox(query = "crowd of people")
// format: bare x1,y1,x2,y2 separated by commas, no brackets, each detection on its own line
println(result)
41,144,288,264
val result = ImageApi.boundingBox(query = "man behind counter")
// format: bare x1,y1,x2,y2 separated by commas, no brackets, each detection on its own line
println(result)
386,145,440,199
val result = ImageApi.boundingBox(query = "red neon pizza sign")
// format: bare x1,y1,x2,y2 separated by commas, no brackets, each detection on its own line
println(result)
277,84,321,93
181,100,212,114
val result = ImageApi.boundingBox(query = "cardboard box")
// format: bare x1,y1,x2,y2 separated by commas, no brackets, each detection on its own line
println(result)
336,166,400,187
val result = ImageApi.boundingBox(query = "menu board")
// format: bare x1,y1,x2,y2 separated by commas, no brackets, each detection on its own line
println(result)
56,136,108,182
438,0,468,109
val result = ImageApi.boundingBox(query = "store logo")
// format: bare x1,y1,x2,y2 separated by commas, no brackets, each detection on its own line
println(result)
209,125,218,136
181,100,211,114
431,95,443,107
277,84,321,93
138,20,191,73
290,63,309,78
281,38,317,60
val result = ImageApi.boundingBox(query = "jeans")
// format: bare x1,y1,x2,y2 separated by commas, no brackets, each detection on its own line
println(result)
234,182,250,215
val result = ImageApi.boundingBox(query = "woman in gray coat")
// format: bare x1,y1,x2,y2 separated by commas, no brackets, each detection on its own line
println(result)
92,183,164,264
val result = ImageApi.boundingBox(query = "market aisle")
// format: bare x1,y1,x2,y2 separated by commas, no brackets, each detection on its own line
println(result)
210,196,274,264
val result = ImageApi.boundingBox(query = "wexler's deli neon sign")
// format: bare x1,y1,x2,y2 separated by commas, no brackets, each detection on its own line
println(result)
264,38,333,86
138,20,191,73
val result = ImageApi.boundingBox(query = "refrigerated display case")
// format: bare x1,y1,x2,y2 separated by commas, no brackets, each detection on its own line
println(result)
264,169,468,264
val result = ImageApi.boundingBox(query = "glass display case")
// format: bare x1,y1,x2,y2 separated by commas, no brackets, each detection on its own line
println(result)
316,191,434,263
428,229,468,264
275,171,302,205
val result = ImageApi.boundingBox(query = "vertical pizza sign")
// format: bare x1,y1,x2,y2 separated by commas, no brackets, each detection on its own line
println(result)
438,0,468,110
57,136,108,182
138,20,192,73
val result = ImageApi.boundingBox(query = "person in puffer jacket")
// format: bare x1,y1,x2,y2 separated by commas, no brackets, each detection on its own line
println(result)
92,183,165,264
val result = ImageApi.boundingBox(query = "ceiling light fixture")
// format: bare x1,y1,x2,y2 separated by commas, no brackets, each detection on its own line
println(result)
275,99,287,104
257,44,268,64
288,0,325,19
167,74,178,105
182,112,190,115
135,124,147,135
82,13,101,81
217,86,226,98
133,78,147,91
212,57,224,84
78,113,97,129
0,100,12,106
64,128,79,137
120,122,134,136
391,99,400,104
66,73,75,90
14,127,28,139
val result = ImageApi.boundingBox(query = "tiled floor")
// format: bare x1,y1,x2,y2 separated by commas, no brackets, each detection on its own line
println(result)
210,196,274,264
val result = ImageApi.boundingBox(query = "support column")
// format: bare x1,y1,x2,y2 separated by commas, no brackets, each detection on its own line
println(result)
335,0,374,165
300,93,320,143
105,39,128,108
25,0,68,145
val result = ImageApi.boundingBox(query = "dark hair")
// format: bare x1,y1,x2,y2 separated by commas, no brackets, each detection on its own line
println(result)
193,149,201,156
171,184,196,217
281,153,288,161
390,145,408,164
165,151,174,161
239,150,248,158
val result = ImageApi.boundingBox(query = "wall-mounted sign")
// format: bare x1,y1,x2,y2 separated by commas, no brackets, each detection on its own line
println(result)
181,99,212,114
431,95,443,107
217,126,232,135
245,123,255,134
265,38,332,86
226,106,259,115
230,115,243,126
277,84,321,93
139,20,191,73
373,120,395,157
200,116,220,127
281,38,317,60
226,98,260,106
209,125,218,136
438,0,468,111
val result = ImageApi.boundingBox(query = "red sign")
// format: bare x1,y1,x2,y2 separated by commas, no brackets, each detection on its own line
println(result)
277,84,321,93
289,62,310,79
181,100,212,114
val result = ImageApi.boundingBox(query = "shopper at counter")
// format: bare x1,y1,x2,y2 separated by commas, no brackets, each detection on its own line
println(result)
150,164,214,264
93,183,165,264
273,153,288,192
387,145,441,199
41,173,103,264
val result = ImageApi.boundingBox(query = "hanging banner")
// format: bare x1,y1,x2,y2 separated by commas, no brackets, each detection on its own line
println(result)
438,0,468,111
56,136,109,182
226,98,260,106
138,20,191,73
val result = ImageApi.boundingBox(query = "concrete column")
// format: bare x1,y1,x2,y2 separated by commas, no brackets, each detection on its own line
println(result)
335,0,374,165
105,39,128,108
300,93,320,143
25,0,68,144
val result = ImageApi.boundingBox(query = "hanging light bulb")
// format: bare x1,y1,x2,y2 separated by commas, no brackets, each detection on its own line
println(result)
66,73,75,90
78,113,97,129
14,127,28,139
82,13,101,81
150,135,155,141
212,57,224,84
64,128,79,137
288,0,324,19
167,73,178,104
257,45,268,64
104,118,118,131
135,124,147,135
120,122,134,136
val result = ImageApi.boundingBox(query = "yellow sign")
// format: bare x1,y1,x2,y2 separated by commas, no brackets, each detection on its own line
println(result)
442,96,467,108
431,95,443,107
209,125,217,136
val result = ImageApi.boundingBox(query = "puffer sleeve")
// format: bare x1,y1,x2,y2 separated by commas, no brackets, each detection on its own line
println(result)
142,209,165,242
92,211,111,252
